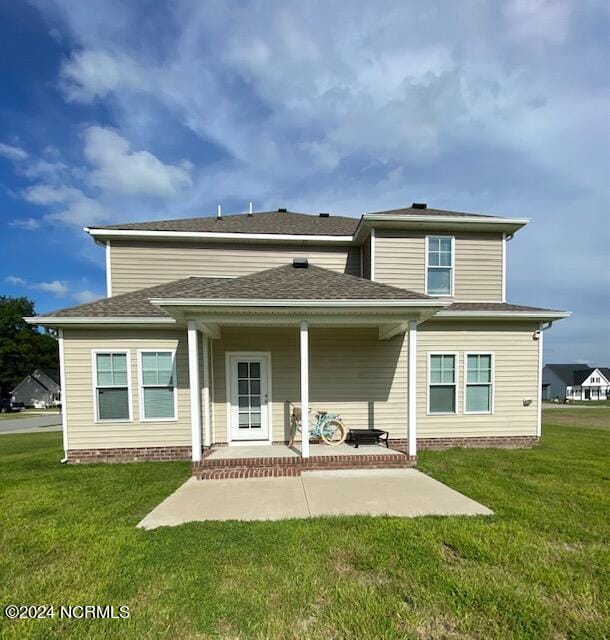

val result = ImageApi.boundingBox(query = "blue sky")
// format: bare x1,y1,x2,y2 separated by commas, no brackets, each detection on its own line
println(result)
0,0,608,364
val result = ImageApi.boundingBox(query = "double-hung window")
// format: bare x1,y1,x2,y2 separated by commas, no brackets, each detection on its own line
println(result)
139,351,177,420
427,236,454,295
465,354,493,413
429,354,457,414
94,352,131,421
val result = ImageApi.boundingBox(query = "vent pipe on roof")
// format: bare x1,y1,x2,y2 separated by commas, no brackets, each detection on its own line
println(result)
248,202,253,216
217,204,222,219
293,257,308,268
412,202,427,209
319,212,330,217
278,208,287,212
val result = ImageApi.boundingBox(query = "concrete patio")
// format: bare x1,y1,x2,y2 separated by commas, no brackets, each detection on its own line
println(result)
138,469,493,529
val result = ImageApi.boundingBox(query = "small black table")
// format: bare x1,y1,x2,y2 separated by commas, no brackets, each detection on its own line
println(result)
347,428,389,448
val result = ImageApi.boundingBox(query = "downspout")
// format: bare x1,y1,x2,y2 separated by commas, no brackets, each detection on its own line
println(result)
534,320,554,438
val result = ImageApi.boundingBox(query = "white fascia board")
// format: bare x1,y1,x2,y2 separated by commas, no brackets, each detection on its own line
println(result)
149,298,450,308
363,214,530,225
353,214,529,241
84,227,355,244
435,310,571,320
24,316,176,326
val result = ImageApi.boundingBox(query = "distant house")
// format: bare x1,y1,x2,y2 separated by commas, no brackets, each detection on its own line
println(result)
542,364,588,401
566,368,610,401
11,369,61,408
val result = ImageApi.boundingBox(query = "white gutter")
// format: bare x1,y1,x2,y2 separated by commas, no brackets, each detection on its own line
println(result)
435,310,571,320
84,227,354,244
149,298,450,308
25,316,176,326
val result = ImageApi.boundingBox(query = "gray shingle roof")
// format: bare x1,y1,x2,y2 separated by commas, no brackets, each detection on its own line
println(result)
572,367,610,385
95,210,359,236
446,302,564,313
92,206,506,236
44,264,431,318
366,206,493,218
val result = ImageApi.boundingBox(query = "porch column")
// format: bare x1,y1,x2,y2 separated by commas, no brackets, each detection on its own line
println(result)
300,321,310,458
202,334,212,448
187,321,202,462
407,320,417,458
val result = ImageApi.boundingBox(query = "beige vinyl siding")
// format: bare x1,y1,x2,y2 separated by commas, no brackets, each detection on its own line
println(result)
211,327,408,444
374,230,503,301
63,329,192,449
417,321,539,437
110,241,361,294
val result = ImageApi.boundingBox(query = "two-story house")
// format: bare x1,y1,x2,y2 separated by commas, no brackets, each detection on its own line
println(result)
27,204,569,471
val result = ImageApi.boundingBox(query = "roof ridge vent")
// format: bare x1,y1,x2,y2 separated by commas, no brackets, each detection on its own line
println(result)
412,202,427,209
278,208,287,212
319,212,330,217
292,257,308,269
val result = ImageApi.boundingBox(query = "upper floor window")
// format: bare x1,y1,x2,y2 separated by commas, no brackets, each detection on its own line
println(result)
426,236,454,296
94,351,131,422
138,351,177,421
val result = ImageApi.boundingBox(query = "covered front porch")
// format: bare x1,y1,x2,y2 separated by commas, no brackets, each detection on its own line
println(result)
147,261,449,469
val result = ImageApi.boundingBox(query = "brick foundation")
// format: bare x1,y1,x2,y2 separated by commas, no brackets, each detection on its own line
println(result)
413,435,539,450
67,446,192,463
192,451,416,480
67,435,537,466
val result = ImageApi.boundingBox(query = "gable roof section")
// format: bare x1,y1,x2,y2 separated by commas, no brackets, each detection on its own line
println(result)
86,205,528,242
365,206,494,218
31,265,433,321
90,210,359,236
436,302,569,319
572,367,610,385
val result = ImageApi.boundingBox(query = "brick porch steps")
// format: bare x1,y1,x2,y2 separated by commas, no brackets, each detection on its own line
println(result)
192,451,416,480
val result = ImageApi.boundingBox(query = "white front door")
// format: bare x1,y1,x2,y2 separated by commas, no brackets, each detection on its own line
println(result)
229,354,270,442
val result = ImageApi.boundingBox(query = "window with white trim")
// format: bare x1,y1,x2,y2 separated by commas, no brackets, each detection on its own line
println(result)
427,236,453,295
95,352,130,421
465,354,493,413
429,354,457,414
139,351,176,420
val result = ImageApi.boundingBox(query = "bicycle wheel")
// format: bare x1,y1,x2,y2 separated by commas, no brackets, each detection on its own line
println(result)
321,419,347,445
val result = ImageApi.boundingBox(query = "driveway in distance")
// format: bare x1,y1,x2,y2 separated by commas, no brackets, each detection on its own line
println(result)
139,468,493,528
0,413,62,435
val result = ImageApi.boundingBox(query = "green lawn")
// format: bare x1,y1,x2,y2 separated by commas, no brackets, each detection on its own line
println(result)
0,411,608,639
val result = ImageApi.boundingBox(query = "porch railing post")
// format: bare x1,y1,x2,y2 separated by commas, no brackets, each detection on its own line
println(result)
407,320,417,458
187,321,202,462
202,334,212,448
300,321,310,458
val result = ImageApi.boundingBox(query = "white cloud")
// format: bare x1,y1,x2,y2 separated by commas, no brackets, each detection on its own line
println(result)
23,184,80,205
33,280,70,296
45,192,111,227
8,217,41,230
4,275,101,302
0,143,28,161
60,49,146,102
72,289,100,303
503,0,573,45
83,126,192,196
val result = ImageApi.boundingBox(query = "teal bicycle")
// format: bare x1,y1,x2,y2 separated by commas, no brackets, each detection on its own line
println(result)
289,406,347,446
